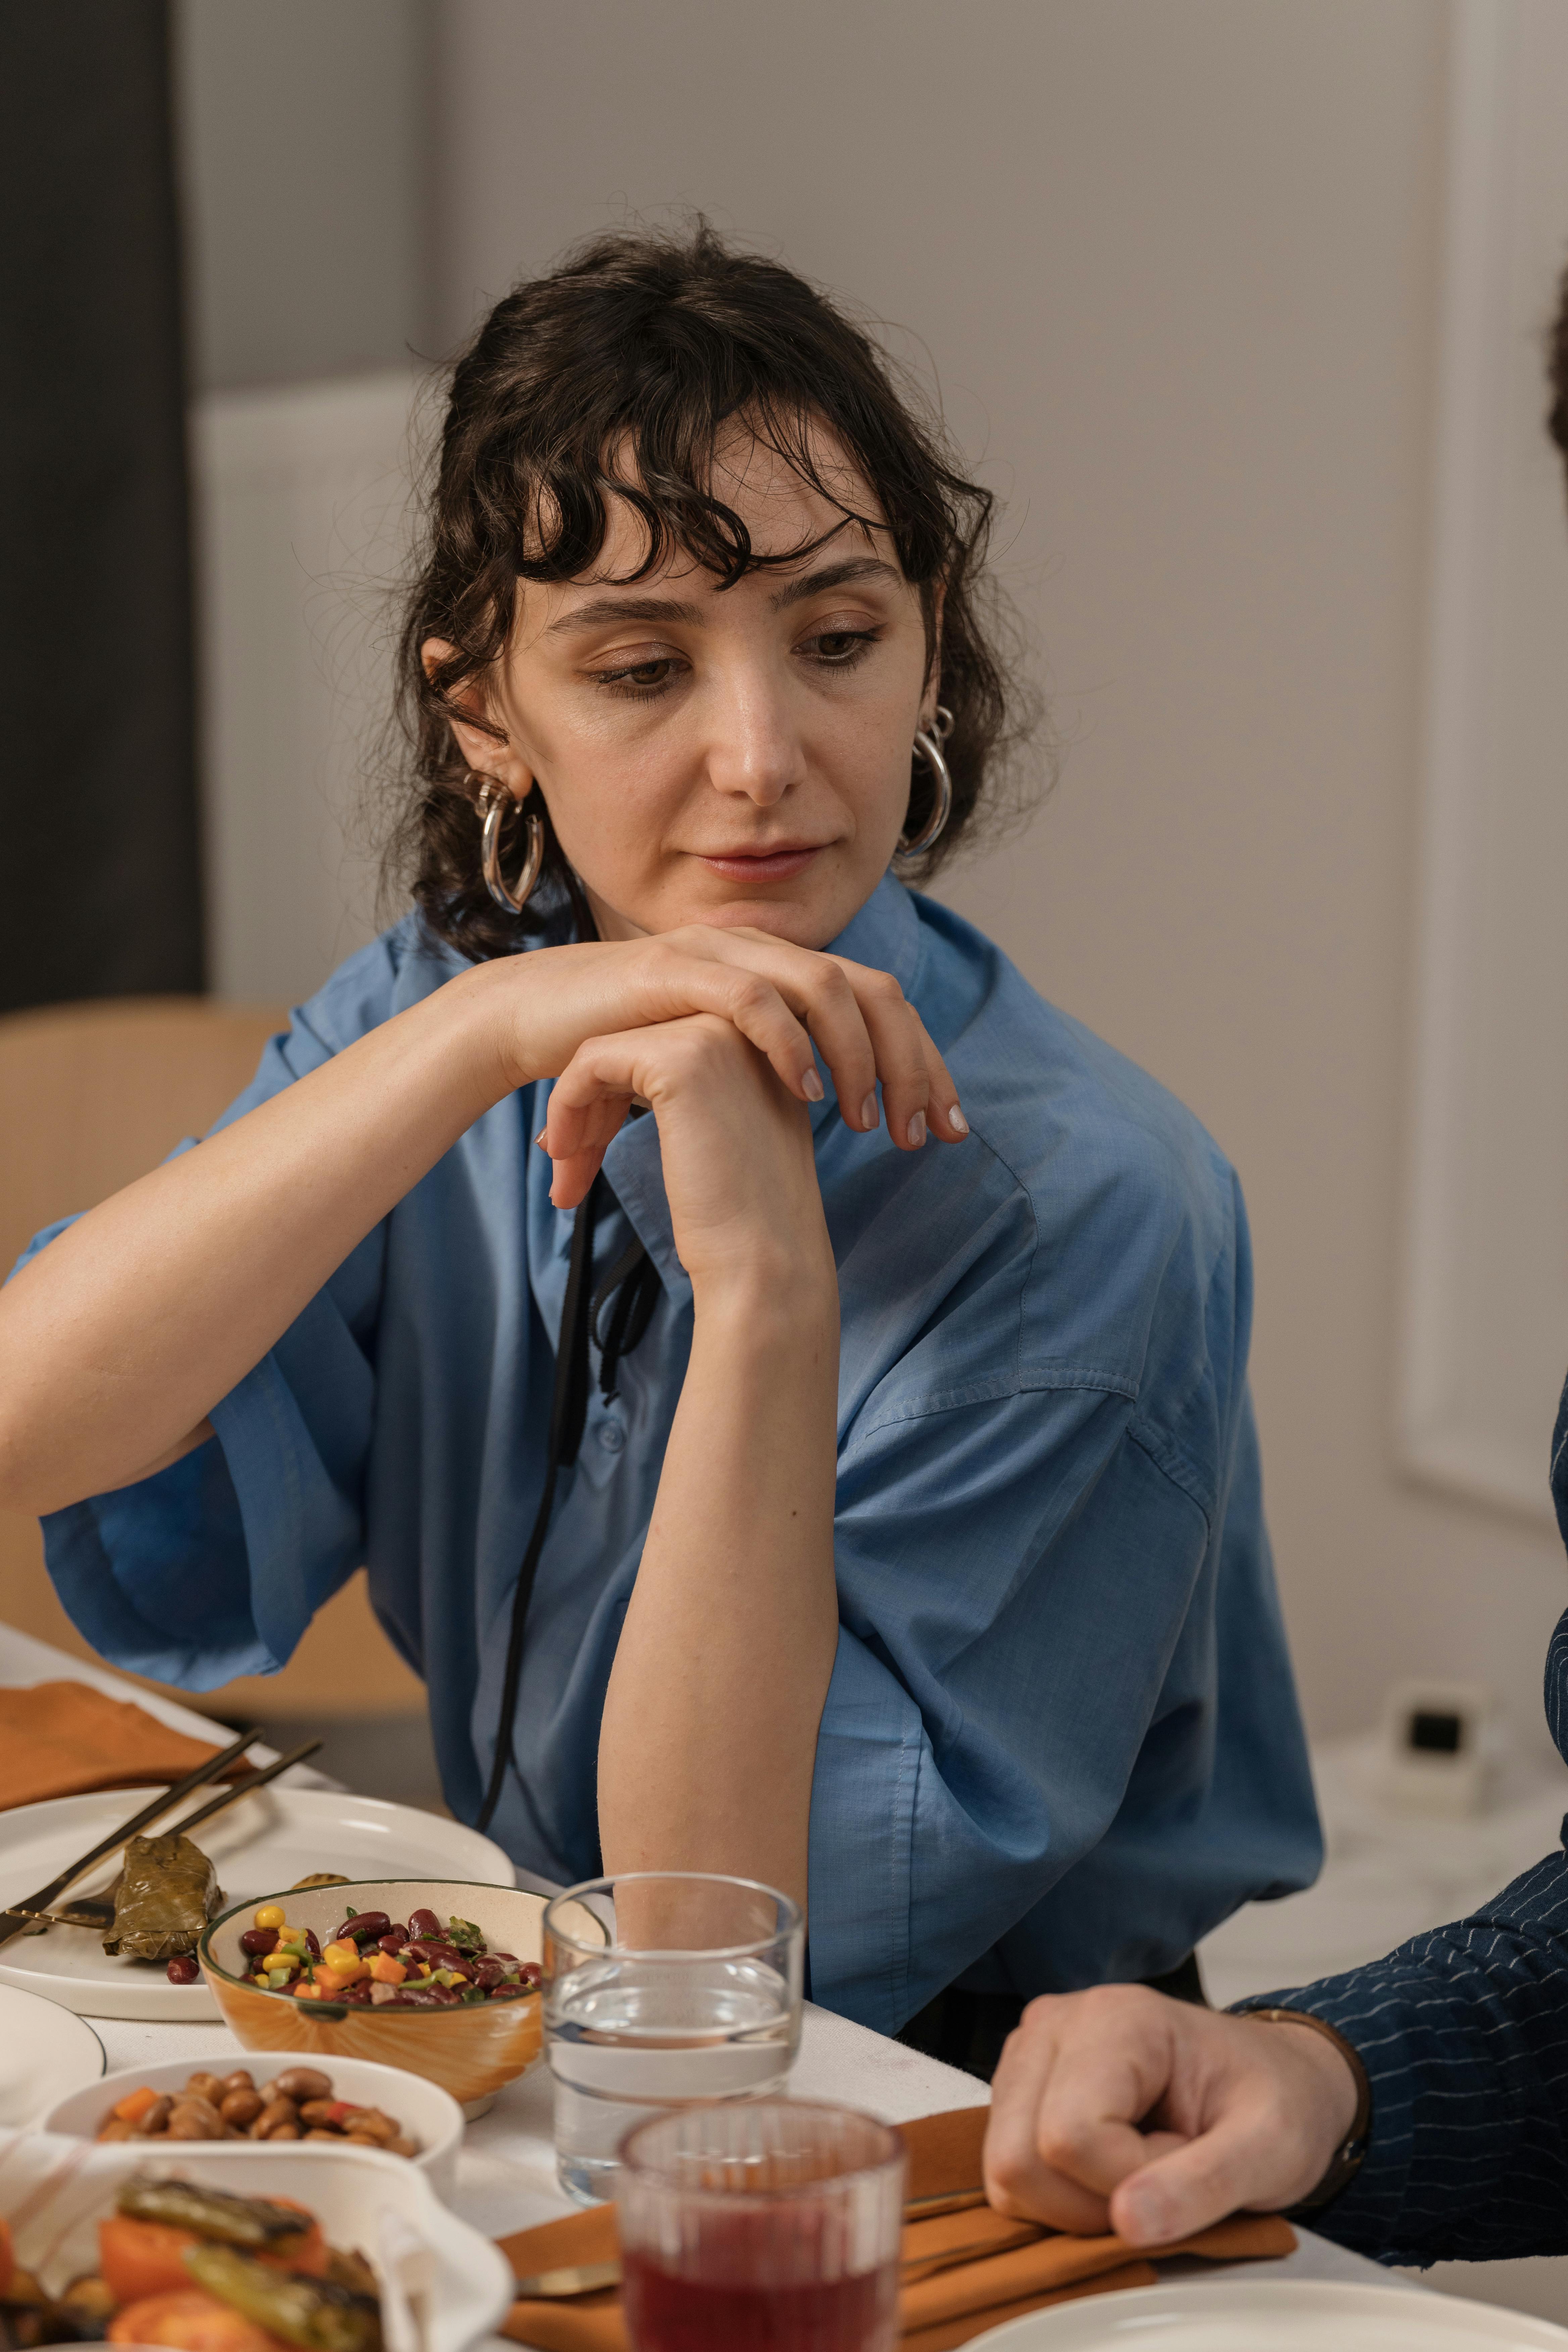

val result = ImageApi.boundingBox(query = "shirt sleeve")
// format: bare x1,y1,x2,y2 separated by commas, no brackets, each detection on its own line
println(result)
1238,1845,1568,2265
12,948,404,1692
805,1375,1320,2035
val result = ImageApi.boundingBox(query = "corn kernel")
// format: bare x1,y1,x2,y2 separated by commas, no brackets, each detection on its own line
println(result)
321,1939,361,1971
253,1903,287,1930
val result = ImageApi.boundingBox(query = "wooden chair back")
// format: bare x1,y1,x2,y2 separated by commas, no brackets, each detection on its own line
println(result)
0,997,423,1719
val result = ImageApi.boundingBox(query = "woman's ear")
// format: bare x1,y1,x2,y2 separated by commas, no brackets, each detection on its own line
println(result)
421,635,519,787
921,580,947,726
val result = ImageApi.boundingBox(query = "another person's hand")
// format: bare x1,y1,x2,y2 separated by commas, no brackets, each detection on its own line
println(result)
984,1986,1361,2247
471,923,967,1197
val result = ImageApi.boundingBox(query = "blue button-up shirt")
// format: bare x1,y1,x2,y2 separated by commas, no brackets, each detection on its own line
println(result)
22,876,1320,2033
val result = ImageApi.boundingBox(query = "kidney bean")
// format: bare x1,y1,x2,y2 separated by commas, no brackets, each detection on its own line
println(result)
337,1981,375,2005
487,1954,520,1971
406,1908,442,1941
274,2067,332,2103
134,2096,174,2137
472,1957,507,1989
385,1923,408,1944
336,1911,390,1945
165,1955,200,1985
304,1930,322,1959
184,2074,227,2104
220,2089,264,2127
395,1983,462,2008
263,2122,302,2141
223,2070,256,2093
403,1939,464,1969
250,2097,298,2137
377,1933,405,1957
239,1927,279,1958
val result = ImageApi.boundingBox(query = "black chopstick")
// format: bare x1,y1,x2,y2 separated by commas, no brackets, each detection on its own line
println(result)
16,1722,264,1915
155,1737,323,1841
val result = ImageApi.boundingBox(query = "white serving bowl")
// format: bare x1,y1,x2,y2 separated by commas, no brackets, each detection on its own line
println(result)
1,2134,514,2352
39,2053,465,2203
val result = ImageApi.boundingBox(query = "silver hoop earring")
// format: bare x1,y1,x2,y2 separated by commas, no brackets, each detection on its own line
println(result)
895,704,955,864
475,776,546,914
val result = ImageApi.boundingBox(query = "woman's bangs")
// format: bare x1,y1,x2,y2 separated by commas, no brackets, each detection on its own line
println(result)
522,396,895,593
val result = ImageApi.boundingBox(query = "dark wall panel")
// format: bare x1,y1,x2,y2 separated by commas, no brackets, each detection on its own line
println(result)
0,0,202,1012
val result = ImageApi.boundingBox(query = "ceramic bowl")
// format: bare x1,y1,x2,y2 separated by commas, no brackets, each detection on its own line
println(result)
199,1878,546,2115
5,2135,514,2352
40,2053,466,2202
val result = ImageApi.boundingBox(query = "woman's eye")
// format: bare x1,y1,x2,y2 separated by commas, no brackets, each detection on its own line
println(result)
592,656,683,698
804,628,879,667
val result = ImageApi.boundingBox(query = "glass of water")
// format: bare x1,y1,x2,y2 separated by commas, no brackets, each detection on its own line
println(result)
542,1871,804,2205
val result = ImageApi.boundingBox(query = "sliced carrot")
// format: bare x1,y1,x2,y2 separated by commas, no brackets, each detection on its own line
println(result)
112,2085,161,2125
108,2288,286,2352
99,2216,202,2304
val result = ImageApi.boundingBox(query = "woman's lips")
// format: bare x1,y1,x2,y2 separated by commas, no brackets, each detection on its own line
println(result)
695,846,823,882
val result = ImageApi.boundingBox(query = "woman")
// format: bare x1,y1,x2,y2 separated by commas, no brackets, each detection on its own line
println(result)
0,227,1318,2050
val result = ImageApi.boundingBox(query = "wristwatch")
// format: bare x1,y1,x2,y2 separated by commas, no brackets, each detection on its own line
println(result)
1243,2006,1373,2212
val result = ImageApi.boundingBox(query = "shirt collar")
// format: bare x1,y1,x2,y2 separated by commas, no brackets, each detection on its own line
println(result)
827,873,924,998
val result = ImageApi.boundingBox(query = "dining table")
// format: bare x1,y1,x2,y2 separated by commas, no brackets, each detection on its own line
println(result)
0,1619,1421,2342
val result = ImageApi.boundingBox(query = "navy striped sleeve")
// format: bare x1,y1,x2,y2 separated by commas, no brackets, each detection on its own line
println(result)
1238,1838,1568,2264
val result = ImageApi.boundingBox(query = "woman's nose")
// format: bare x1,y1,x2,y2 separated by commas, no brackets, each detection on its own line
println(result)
702,672,807,806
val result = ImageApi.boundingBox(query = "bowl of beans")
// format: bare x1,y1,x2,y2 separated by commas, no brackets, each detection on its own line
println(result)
198,1880,549,2115
39,2055,466,2199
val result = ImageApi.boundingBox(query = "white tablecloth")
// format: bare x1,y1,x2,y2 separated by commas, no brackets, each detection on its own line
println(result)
2,1619,1405,2310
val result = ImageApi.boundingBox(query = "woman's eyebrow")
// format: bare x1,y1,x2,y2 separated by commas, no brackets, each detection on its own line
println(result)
769,556,902,610
545,593,704,635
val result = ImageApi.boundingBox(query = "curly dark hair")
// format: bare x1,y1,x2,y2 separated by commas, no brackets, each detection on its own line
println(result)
389,224,1037,957
1551,256,1568,468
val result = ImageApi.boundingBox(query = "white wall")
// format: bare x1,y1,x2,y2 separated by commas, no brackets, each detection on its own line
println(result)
430,0,1568,1756
174,0,432,392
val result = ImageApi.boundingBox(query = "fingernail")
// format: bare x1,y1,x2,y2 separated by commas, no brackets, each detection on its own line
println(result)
907,1111,927,1148
948,1104,969,1136
802,1068,825,1102
1119,2187,1163,2245
861,1093,879,1130
534,1129,549,1150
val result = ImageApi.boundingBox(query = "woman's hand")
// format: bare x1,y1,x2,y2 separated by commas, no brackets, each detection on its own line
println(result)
984,1987,1362,2245
472,924,967,1200
538,1014,831,1293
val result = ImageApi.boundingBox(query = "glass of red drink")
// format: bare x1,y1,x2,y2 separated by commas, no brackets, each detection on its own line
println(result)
616,2098,907,2352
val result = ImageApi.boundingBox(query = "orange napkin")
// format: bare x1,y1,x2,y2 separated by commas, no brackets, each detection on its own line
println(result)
497,2105,1295,2351
0,1681,248,1810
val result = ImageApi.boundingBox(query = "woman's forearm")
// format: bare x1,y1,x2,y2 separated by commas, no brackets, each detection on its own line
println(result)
0,972,510,1515
596,1265,841,1914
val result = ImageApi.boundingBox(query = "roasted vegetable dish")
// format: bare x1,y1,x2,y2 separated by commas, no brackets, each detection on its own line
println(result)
93,2070,419,2157
239,1901,541,2009
0,2178,381,2351
103,1833,220,1964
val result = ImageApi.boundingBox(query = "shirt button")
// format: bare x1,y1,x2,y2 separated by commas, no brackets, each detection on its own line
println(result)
599,1420,625,1454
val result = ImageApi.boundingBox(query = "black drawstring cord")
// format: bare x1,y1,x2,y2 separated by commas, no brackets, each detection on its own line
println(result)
474,1177,656,1838
591,1238,660,1400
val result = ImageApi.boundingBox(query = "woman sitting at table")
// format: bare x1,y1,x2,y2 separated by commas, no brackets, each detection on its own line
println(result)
0,226,1318,2052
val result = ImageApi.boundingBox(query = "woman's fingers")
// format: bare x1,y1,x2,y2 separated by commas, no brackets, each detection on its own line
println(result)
634,944,825,1109
663,929,968,1150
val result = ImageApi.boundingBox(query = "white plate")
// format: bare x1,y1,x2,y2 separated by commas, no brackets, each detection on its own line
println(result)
0,1984,103,2125
970,2277,1568,2349
0,1785,513,2020
1,2133,514,2352
40,2053,466,2201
